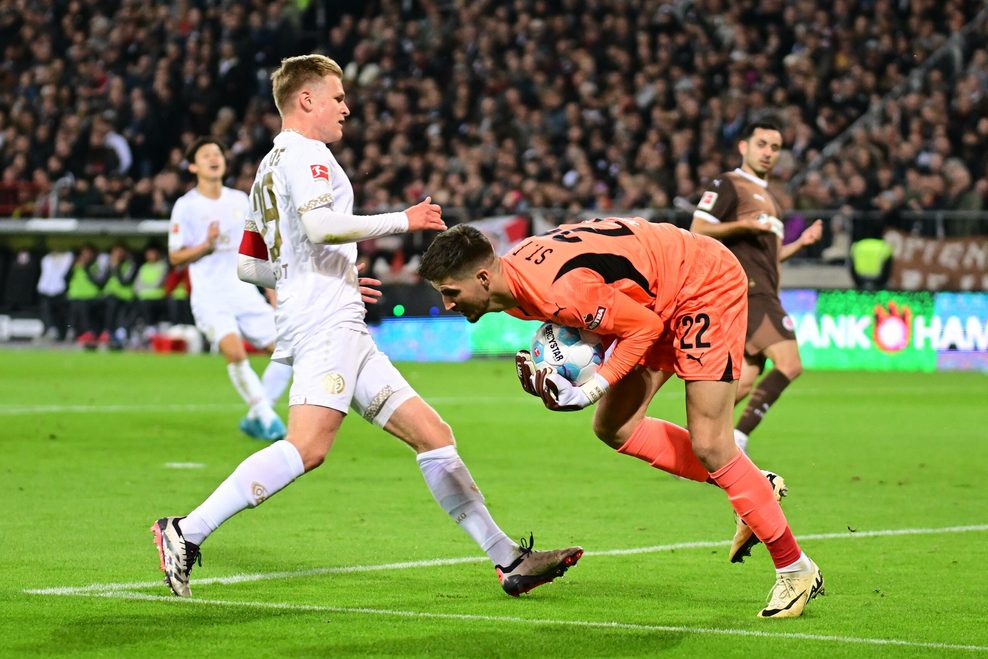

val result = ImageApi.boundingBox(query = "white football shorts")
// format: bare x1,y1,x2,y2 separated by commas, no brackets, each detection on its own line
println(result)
191,295,277,350
287,325,416,427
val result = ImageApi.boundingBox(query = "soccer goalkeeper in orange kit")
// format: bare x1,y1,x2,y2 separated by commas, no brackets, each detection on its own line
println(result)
419,217,825,619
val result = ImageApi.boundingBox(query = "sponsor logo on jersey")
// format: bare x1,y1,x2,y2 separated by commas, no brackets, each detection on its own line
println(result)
584,306,607,330
310,164,330,182
698,191,718,211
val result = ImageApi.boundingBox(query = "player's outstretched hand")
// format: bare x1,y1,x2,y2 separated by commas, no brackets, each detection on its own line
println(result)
405,196,446,233
356,260,382,305
800,219,823,246
514,350,539,397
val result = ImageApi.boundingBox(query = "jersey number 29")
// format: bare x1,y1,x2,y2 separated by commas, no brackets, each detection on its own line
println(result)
250,172,283,261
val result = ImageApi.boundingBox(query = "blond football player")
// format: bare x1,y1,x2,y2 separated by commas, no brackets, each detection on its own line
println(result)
152,55,582,599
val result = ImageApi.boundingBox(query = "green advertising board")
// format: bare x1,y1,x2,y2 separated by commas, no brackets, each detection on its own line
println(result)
370,290,987,371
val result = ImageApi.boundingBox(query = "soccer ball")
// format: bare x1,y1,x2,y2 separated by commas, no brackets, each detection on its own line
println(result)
531,321,605,385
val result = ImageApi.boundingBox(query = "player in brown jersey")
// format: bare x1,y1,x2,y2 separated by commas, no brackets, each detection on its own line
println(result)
419,218,825,618
690,120,822,453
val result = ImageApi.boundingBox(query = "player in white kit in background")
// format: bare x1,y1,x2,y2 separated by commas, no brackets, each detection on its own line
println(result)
152,54,582,599
168,138,291,441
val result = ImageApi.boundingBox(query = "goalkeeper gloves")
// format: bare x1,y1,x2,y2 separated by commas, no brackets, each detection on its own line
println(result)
514,350,540,397
534,368,609,412
515,349,609,411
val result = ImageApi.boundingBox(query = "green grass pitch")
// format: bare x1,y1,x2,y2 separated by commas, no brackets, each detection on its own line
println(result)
1,350,986,657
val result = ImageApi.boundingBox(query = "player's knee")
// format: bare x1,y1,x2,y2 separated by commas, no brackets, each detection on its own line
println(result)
777,361,803,380
420,419,455,451
288,437,329,472
298,447,327,472
690,435,734,472
591,418,629,449
390,407,455,453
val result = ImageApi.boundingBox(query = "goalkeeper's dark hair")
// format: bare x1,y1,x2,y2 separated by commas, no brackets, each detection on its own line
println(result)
419,224,495,282
740,117,782,141
185,137,228,165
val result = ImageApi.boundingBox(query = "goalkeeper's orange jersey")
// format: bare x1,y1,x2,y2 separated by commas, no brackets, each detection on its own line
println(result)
503,217,747,385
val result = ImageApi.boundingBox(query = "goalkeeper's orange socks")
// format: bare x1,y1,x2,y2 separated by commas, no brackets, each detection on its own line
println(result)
616,418,802,570
709,450,802,569
616,418,711,482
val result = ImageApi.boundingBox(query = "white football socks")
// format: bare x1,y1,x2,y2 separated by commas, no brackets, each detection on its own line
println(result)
261,361,292,406
227,359,277,426
777,551,814,574
416,445,517,567
181,440,305,546
734,428,749,454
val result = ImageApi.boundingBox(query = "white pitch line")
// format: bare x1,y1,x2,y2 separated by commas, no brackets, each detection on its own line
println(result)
1,380,977,416
0,397,547,416
0,391,683,416
0,402,242,416
82,590,988,653
25,556,487,596
0,398,525,416
24,523,988,596
589,523,988,557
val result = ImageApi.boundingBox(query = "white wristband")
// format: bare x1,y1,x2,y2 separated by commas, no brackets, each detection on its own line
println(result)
579,372,609,405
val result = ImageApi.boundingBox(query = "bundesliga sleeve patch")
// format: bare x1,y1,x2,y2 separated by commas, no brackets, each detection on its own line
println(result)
309,164,330,182
697,191,718,211
583,306,607,331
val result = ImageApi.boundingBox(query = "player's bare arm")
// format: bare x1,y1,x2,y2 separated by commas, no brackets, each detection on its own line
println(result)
690,216,778,240
779,219,823,262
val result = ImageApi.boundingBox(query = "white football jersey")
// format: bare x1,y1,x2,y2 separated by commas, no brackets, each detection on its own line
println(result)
249,131,365,360
169,187,264,306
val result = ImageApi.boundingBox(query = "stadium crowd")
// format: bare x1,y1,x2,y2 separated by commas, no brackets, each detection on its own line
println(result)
1,0,987,230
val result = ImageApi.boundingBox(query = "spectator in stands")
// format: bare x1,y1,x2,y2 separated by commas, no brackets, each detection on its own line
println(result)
97,111,132,176
942,158,984,236
0,0,985,239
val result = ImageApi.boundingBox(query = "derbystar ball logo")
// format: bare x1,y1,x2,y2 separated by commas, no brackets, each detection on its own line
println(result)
584,306,606,331
310,164,330,181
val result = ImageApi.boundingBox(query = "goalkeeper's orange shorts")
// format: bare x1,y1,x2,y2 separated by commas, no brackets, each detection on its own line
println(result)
639,245,747,382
